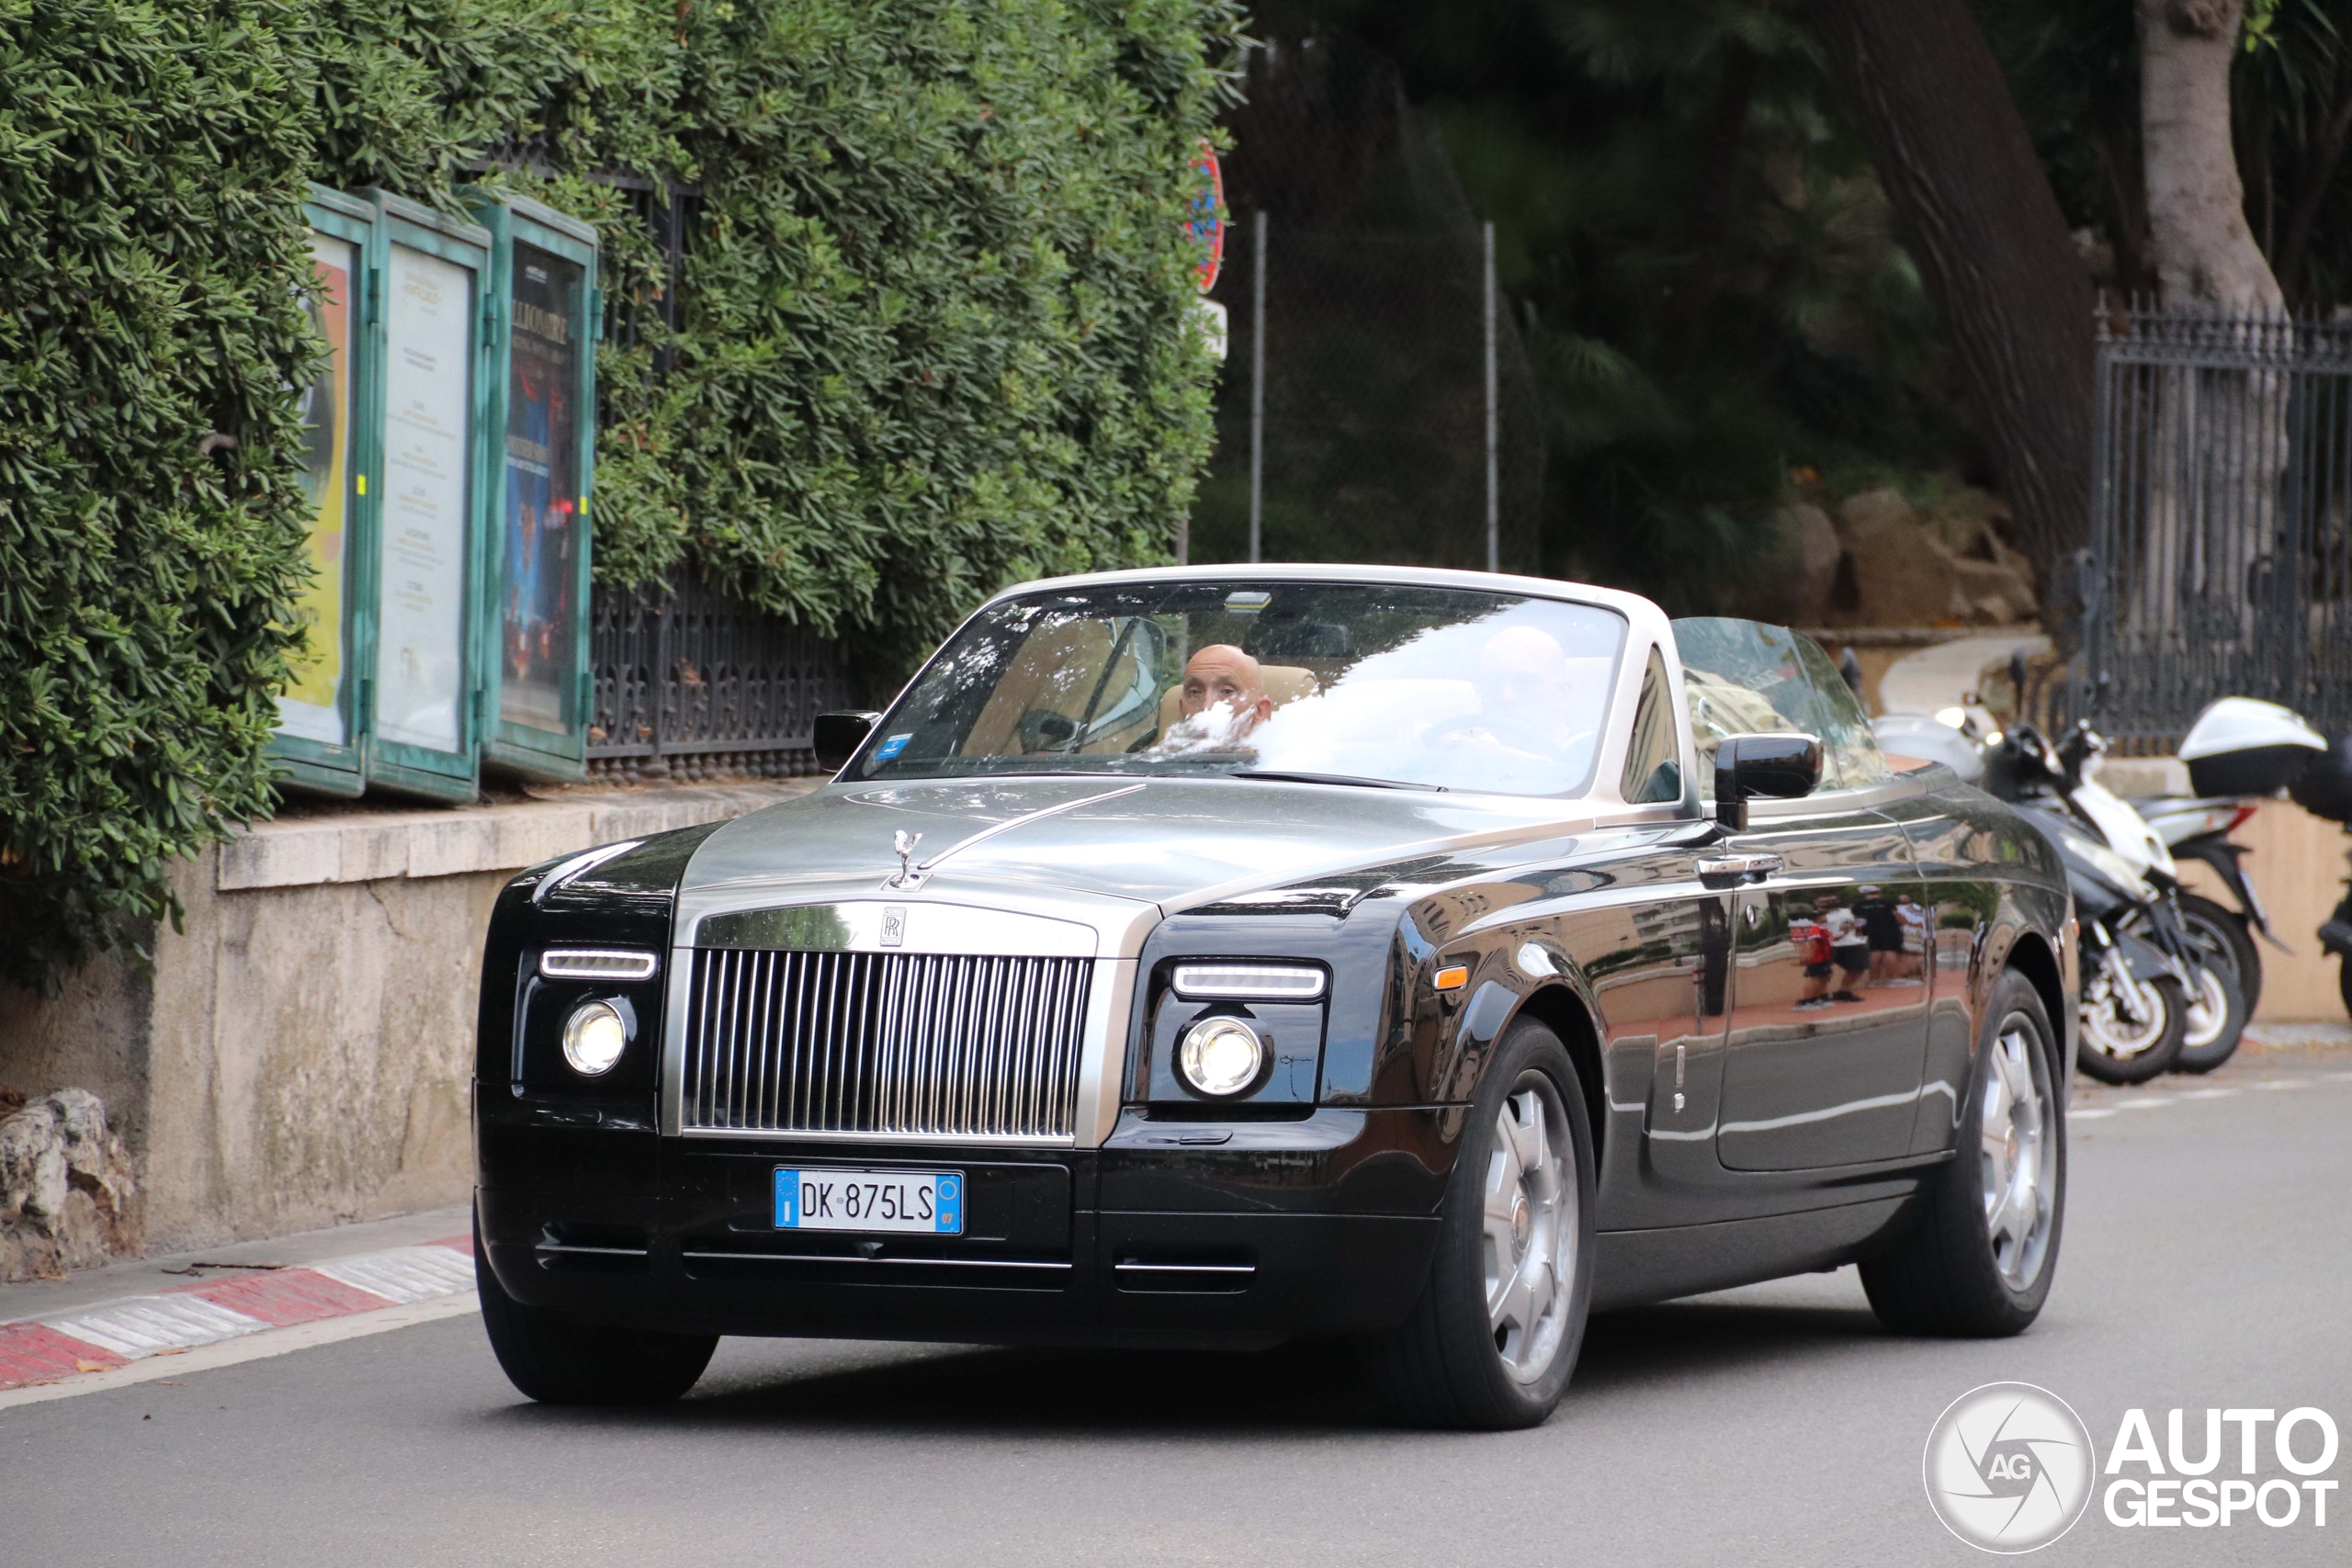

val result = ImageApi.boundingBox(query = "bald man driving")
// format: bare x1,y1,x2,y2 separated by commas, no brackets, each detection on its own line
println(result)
1149,643,1273,753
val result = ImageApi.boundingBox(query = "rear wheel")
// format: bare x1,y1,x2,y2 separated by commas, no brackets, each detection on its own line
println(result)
476,1213,717,1404
2075,955,2186,1085
2172,954,2247,1075
1861,969,2064,1336
2177,893,2261,1017
1368,1021,1595,1429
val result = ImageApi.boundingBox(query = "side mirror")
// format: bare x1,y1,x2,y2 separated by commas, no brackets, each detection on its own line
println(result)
1714,732,1823,830
813,710,882,771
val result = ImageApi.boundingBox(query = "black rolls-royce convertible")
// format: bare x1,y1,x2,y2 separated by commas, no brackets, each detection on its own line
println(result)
473,566,2075,1428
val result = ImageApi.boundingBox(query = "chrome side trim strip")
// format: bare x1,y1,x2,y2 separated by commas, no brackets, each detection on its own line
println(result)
532,1243,650,1258
680,1251,1072,1271
905,782,1148,882
1112,1261,1256,1275
533,840,642,905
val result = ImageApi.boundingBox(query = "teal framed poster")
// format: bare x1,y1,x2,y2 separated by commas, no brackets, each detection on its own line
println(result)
361,191,493,802
469,190,600,782
267,185,379,796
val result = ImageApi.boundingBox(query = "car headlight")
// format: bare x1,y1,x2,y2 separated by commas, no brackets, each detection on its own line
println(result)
1177,1016,1265,1098
562,999,629,1077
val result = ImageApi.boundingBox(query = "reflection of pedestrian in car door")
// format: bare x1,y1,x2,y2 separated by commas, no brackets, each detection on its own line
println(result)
1854,883,1903,987
1792,902,1835,1009
1820,895,1869,1002
1896,892,1928,979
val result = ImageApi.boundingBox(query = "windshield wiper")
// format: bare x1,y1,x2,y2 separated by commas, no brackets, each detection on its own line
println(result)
1230,769,1442,793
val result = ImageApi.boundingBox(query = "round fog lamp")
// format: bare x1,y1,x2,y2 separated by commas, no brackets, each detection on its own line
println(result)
562,999,628,1077
1178,1017,1264,1098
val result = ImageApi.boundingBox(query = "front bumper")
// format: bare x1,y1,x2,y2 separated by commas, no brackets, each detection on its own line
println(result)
476,1094,1452,1347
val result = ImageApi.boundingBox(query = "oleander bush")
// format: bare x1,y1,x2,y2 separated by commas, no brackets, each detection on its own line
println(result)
0,0,1242,990
0,0,322,990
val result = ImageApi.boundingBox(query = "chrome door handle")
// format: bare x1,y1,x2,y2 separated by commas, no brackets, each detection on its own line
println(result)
1697,853,1784,888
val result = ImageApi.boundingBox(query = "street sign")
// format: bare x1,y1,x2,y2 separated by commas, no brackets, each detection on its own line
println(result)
1190,141,1225,293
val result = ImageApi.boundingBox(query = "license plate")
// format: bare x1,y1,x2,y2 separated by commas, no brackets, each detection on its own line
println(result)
774,1168,963,1235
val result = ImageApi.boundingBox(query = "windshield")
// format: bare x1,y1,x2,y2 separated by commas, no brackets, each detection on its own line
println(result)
852,581,1629,795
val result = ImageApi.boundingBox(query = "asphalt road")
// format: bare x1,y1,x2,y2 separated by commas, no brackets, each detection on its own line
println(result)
7,1046,2349,1568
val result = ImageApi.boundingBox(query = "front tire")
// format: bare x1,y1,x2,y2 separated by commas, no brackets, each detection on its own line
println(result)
1861,970,2064,1337
1368,1020,1596,1429
2075,957,2186,1085
476,1213,717,1404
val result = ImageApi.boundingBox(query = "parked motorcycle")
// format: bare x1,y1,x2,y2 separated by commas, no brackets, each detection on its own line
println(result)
2126,697,2326,1020
1994,720,2242,1079
2284,733,2352,1017
1874,706,2245,1080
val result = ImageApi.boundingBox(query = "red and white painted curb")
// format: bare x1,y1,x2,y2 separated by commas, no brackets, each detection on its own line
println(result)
0,1235,473,1393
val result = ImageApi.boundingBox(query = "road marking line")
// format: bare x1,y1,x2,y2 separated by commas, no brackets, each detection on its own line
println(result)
0,1292,479,1412
2070,1108,2118,1120
2,1241,479,1394
41,1293,266,1359
313,1245,474,1304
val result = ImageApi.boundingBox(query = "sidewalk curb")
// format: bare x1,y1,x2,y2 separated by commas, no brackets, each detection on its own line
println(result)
0,1235,473,1395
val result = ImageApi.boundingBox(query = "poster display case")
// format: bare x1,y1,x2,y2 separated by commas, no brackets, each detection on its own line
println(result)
268,186,379,795
266,184,599,802
362,192,493,802
470,191,600,782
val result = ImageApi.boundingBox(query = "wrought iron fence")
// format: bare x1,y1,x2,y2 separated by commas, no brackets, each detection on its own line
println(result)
587,573,860,782
2084,305,2352,750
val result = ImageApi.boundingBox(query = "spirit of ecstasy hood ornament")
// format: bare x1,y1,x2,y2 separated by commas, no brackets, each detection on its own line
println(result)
889,829,923,889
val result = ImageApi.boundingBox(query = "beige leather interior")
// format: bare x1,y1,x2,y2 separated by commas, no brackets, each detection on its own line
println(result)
961,620,1114,755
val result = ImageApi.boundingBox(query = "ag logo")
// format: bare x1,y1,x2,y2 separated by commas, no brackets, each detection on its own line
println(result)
1924,1382,2097,1552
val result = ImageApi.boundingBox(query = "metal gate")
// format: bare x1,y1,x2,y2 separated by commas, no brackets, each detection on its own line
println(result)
586,572,859,782
2086,306,2352,750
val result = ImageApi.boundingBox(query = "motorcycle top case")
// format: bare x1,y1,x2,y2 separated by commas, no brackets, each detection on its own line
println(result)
2290,736,2352,824
2180,698,2326,799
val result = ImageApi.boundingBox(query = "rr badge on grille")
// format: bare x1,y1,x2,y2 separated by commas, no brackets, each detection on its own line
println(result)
881,906,907,947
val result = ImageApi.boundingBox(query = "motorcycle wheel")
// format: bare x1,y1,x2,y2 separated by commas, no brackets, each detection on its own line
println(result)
2172,958,2247,1075
2177,893,2262,1018
2077,967,2188,1084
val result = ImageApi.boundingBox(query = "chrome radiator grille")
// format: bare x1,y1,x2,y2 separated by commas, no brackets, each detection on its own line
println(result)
680,950,1091,1139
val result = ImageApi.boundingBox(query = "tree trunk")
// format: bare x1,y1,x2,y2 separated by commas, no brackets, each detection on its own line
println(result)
1805,0,2097,605
2140,0,2283,311
2137,1,2287,653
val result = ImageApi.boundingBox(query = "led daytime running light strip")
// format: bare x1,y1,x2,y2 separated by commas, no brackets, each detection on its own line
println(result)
540,949,661,982
1170,963,1327,1001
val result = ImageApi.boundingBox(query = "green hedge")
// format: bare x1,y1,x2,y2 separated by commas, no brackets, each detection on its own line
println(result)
300,0,1244,665
0,0,321,990
0,0,1241,990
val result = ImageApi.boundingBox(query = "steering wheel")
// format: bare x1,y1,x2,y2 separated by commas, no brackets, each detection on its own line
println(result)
1422,712,1588,764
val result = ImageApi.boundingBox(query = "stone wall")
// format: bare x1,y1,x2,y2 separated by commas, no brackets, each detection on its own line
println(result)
0,783,806,1263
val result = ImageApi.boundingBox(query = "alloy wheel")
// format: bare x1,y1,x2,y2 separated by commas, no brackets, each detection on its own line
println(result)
1979,1020,2056,1291
1483,1079,1574,1383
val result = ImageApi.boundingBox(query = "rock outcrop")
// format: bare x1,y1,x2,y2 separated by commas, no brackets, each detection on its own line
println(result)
0,1089,139,1281
1837,487,2038,626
